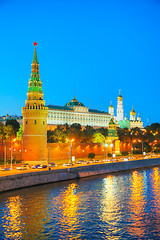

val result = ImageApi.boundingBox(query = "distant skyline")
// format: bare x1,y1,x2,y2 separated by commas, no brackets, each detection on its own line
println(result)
0,0,160,126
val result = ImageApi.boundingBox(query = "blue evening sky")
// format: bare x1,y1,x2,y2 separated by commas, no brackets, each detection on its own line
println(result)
0,0,160,126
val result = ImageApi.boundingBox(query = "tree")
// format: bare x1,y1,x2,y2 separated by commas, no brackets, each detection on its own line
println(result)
6,119,20,135
83,125,95,143
92,132,105,143
17,125,23,140
53,128,67,143
3,125,15,140
0,122,4,142
88,152,95,159
96,127,108,137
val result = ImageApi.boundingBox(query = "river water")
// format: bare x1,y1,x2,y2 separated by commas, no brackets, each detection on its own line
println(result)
0,167,160,240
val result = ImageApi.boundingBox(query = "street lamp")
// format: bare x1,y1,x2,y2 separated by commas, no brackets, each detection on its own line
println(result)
110,143,113,162
10,138,17,169
104,143,108,160
48,146,50,170
66,139,74,167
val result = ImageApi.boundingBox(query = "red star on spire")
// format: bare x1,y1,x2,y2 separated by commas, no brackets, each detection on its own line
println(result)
33,41,38,47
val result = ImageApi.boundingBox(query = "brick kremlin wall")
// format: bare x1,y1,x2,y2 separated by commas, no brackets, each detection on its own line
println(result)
0,141,131,163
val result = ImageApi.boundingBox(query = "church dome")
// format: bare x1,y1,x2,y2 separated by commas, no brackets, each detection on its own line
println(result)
65,96,85,107
109,105,114,108
130,107,136,115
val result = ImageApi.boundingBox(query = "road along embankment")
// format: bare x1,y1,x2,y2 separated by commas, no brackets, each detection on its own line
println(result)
0,158,160,193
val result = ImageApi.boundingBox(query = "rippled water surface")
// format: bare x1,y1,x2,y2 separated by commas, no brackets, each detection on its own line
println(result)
0,167,160,239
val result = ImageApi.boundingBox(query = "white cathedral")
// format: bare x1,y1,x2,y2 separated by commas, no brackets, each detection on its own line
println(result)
47,91,143,129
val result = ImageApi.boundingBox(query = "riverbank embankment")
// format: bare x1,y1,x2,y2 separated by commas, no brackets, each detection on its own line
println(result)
0,158,160,193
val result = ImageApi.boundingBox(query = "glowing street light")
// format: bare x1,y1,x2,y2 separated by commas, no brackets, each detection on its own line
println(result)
10,138,17,169
110,143,114,162
104,143,108,160
66,139,74,167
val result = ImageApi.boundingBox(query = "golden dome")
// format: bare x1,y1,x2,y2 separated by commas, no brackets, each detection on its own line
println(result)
109,105,114,108
130,107,136,115
71,96,78,102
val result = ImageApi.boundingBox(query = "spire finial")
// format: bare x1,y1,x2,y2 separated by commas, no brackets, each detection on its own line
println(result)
119,89,121,95
33,41,38,47
32,43,38,63
110,100,112,105
74,86,75,99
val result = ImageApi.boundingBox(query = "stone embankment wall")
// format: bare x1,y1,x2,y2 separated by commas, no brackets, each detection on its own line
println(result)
0,158,160,193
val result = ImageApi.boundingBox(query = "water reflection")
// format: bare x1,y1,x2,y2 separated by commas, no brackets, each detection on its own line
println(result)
128,171,145,238
2,196,22,240
0,167,160,240
54,183,82,239
150,167,160,233
100,175,121,239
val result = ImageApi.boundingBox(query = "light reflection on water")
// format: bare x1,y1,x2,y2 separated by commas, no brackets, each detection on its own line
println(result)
0,167,160,239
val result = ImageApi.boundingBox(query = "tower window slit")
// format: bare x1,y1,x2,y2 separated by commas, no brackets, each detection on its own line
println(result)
34,120,37,124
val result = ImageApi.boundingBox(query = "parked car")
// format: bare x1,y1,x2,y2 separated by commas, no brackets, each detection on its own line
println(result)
1,167,11,171
89,159,94,163
49,162,57,167
41,165,47,168
31,164,41,169
16,164,29,170
63,163,71,167
84,161,90,164
63,163,74,167
94,159,100,163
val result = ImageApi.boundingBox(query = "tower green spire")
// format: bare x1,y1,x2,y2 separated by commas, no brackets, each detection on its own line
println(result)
107,118,118,138
33,47,38,63
28,43,43,93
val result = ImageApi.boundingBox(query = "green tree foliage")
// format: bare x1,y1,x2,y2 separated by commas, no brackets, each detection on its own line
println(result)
6,119,20,135
83,126,95,143
46,123,160,153
107,153,112,157
3,125,15,140
88,152,95,159
96,127,108,137
53,127,67,143
47,126,67,143
17,125,23,140
121,151,128,156
92,132,105,143
0,122,4,141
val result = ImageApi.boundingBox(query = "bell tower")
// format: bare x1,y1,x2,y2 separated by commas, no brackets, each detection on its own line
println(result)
22,42,48,165
117,90,124,122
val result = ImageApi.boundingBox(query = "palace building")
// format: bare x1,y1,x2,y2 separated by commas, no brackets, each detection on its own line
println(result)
47,97,111,128
47,92,143,129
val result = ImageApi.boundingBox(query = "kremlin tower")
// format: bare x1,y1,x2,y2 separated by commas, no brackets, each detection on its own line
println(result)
116,90,124,122
22,42,48,164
